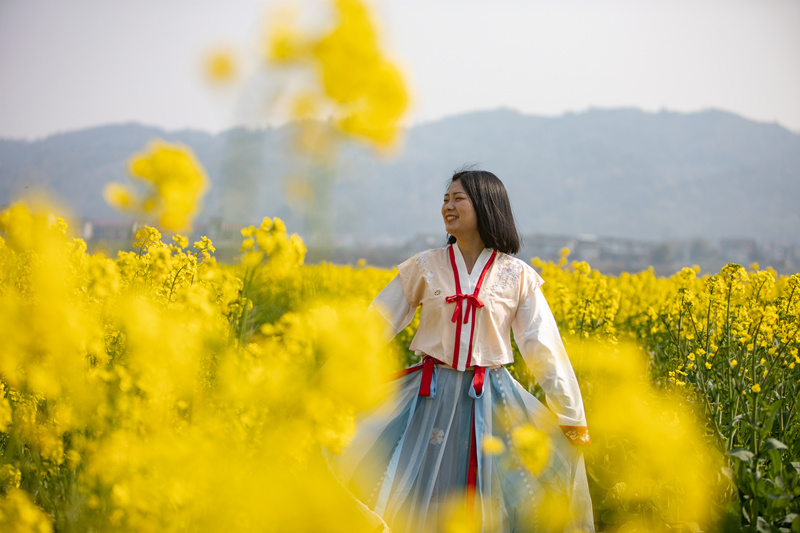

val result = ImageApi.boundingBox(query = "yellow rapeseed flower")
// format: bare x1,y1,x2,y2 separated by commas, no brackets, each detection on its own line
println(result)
0,464,21,490
265,0,408,147
0,489,53,533
66,449,81,470
482,434,506,455
265,5,307,63
204,49,237,82
172,234,189,249
102,182,135,210
128,141,209,231
105,142,209,232
574,341,720,531
511,425,550,475
572,261,591,276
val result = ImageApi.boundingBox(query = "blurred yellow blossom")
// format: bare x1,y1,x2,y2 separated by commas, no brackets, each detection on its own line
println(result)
105,141,209,231
204,48,237,82
573,341,721,531
103,182,135,210
511,425,550,475
0,489,53,533
481,434,506,455
265,0,408,147
1,198,402,531
0,464,21,490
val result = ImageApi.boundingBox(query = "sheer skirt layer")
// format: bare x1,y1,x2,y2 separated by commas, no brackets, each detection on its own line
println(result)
331,366,594,533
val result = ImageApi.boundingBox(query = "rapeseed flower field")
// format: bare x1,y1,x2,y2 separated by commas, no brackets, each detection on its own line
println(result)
3,200,798,531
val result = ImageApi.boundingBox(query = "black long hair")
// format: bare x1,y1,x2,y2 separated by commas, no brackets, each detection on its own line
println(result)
446,169,522,254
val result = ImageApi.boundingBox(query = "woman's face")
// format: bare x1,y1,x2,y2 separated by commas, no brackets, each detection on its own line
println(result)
442,179,479,240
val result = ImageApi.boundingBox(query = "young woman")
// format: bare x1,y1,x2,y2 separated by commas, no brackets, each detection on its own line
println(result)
333,170,594,532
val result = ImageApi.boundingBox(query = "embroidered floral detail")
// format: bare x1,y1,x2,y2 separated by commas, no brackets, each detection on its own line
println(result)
560,426,591,445
414,250,431,272
414,250,438,289
430,428,444,445
491,496,501,510
489,254,523,294
433,288,442,297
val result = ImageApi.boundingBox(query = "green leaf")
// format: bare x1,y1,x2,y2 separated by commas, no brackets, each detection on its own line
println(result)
600,510,618,524
762,438,789,452
765,492,791,500
721,466,734,481
765,398,783,416
727,448,755,463
756,517,780,533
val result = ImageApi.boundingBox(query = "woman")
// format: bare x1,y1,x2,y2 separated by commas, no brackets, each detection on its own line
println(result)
333,170,594,532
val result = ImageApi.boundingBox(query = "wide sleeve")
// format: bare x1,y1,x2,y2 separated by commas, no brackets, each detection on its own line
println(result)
369,275,416,338
512,279,591,446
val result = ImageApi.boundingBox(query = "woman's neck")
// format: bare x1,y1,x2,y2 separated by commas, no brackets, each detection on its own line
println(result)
455,235,486,274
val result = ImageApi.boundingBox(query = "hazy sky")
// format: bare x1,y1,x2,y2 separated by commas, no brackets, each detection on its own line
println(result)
1,0,799,139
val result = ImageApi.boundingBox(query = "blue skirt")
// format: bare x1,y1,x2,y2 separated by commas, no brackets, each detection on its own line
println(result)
331,364,594,532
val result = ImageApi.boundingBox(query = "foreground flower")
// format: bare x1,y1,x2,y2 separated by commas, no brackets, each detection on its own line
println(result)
265,0,408,147
511,425,550,475
204,49,237,83
104,140,209,231
482,435,506,455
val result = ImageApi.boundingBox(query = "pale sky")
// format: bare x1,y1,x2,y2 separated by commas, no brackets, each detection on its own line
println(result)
1,0,799,140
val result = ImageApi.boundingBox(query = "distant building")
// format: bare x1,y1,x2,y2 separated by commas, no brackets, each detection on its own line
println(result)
81,220,136,241
720,239,757,266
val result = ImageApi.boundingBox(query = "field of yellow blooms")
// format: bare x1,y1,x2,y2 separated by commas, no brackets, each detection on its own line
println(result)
0,204,400,532
533,255,800,531
2,201,798,532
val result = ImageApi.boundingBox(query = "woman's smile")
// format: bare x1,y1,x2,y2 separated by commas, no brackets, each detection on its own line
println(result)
442,181,477,238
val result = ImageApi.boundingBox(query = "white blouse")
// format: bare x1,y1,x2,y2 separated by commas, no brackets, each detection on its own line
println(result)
370,245,588,433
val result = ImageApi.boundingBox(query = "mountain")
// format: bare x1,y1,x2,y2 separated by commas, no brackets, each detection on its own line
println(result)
1,108,799,244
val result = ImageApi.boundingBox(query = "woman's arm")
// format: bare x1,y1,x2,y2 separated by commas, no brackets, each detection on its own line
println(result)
512,285,590,445
369,275,416,338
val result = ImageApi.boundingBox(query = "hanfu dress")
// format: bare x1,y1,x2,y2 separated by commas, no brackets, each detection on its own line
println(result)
331,244,594,532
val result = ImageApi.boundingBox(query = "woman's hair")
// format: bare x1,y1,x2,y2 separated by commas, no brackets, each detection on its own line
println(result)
446,169,522,254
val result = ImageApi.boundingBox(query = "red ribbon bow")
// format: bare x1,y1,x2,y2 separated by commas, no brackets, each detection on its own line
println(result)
445,293,485,325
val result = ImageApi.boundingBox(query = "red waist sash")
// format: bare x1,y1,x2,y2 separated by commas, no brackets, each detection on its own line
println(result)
393,355,486,397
